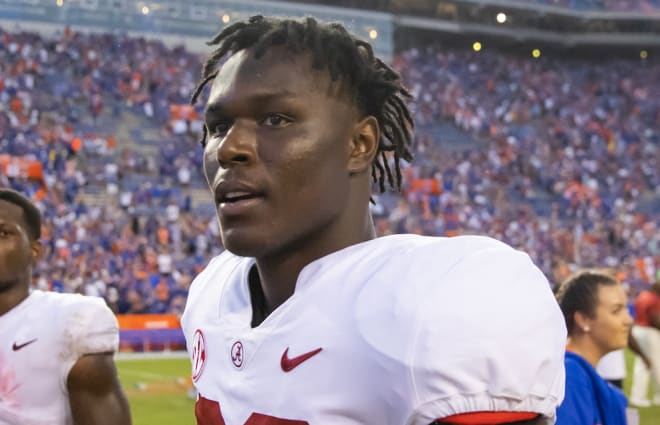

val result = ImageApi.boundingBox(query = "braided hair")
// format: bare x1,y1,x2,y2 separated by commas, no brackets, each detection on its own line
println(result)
191,15,414,193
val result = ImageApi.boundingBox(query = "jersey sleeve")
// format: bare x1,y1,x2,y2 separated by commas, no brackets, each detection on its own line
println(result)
408,244,566,425
59,295,119,389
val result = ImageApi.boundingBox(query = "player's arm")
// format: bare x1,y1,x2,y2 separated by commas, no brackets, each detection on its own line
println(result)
67,351,132,425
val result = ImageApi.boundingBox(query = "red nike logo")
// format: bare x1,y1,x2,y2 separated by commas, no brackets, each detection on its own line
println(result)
12,339,37,351
280,347,322,372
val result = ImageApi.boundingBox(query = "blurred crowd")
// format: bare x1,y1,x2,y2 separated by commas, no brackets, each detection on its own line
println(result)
0,27,215,315
516,0,660,11
391,45,659,291
306,0,660,12
0,26,658,314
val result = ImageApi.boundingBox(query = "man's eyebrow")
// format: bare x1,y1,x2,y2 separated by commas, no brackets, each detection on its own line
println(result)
204,90,297,117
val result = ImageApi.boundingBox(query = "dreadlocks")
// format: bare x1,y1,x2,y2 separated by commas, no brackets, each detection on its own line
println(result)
191,15,414,193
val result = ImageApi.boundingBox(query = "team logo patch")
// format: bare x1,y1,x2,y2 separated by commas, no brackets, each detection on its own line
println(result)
191,329,206,382
231,341,244,368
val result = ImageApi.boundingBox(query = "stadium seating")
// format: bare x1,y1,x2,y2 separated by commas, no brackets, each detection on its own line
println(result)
1,26,658,337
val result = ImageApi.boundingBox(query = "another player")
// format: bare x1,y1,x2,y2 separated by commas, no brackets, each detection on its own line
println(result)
555,270,632,425
0,189,131,425
629,282,660,407
182,15,566,425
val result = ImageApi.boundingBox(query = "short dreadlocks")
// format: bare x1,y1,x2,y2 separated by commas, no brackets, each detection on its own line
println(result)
191,15,414,193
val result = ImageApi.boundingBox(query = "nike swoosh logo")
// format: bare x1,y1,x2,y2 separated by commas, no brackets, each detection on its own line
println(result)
12,339,37,351
280,347,322,372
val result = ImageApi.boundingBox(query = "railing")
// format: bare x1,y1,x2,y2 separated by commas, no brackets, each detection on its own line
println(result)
117,314,186,352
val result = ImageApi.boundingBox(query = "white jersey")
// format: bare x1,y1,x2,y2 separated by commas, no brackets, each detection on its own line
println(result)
182,234,566,425
596,350,626,381
0,290,118,425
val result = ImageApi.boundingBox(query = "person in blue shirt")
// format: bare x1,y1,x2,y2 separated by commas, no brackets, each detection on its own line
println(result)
555,270,633,425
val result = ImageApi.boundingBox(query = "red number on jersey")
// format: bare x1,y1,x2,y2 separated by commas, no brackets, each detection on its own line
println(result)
195,396,225,425
196,395,308,425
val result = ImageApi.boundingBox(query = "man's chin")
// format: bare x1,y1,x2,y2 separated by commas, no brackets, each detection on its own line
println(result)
0,280,19,293
221,233,268,258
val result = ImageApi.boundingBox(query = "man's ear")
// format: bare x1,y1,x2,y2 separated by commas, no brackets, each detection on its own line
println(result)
348,115,379,174
30,240,42,264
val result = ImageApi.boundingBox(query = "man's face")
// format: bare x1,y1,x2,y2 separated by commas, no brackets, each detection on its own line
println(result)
202,48,361,258
0,200,38,291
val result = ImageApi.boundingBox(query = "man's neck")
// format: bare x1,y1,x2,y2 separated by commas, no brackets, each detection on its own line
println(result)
251,216,376,326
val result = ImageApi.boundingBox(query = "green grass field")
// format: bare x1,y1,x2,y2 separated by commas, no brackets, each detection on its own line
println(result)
117,356,195,425
117,350,660,424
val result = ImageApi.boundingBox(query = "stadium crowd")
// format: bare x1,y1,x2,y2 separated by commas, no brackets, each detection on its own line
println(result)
519,0,660,11
0,26,658,314
306,0,660,12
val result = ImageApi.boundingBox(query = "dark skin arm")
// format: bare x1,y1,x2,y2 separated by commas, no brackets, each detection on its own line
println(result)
628,330,652,369
67,352,132,425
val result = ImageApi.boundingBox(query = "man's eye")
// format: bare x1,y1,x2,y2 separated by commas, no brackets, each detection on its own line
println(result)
208,121,231,136
261,114,292,127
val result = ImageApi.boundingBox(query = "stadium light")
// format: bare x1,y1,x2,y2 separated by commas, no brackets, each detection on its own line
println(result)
496,13,507,24
142,5,149,15
640,50,648,59
369,29,378,40
222,14,230,24
473,41,482,52
532,49,541,58
56,0,63,6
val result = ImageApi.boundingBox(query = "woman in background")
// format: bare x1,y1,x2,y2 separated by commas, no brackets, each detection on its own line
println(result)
555,270,633,425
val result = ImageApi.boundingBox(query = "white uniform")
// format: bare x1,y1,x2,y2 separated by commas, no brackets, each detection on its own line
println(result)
596,349,626,382
0,290,118,425
182,234,566,425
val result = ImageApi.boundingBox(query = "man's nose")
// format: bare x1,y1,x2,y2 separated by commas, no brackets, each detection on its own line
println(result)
216,121,256,168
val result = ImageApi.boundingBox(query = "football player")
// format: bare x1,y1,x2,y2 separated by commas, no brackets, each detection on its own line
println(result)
183,15,566,425
0,189,131,425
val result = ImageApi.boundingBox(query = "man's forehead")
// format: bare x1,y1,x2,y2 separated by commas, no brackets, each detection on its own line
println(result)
209,47,341,103
0,200,27,229
0,199,23,218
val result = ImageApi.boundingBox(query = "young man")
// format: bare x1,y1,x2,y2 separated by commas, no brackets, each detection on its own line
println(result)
629,282,660,407
0,189,131,425
183,15,566,425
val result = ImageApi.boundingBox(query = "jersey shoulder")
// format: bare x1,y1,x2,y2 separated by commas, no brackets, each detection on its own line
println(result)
384,236,566,423
182,251,251,327
37,290,119,355
322,235,531,362
349,234,518,285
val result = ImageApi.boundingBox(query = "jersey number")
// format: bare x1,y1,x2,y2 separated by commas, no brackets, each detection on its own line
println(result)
196,395,309,425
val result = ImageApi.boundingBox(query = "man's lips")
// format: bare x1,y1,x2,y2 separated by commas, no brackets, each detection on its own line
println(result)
217,195,264,216
214,181,265,216
214,181,263,204
221,191,259,203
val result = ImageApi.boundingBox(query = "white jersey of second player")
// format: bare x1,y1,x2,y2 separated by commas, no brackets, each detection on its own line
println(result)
0,290,118,425
182,234,566,425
